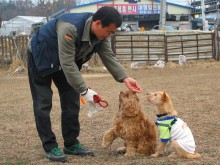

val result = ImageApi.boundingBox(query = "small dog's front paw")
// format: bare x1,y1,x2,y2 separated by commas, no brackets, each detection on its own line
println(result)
124,152,136,157
151,153,160,158
168,152,178,158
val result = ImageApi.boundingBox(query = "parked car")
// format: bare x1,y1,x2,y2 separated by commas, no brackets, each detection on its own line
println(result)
197,24,215,31
151,25,176,31
208,24,214,31
117,24,134,31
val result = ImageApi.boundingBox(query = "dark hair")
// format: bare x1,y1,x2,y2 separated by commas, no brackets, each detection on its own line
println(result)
92,6,122,28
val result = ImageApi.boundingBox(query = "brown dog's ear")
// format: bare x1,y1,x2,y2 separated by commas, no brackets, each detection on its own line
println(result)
119,91,124,98
161,91,167,101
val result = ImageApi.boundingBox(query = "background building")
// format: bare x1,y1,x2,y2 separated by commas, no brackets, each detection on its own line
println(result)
51,0,192,30
0,16,46,36
191,0,220,30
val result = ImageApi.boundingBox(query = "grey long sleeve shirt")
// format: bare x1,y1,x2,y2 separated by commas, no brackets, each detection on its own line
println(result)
56,17,128,93
28,17,128,93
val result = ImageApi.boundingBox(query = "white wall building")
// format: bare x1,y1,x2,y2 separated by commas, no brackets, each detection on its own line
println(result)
0,16,46,36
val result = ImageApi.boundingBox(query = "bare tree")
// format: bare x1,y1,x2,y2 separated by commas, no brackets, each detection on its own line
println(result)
39,0,62,22
0,17,2,28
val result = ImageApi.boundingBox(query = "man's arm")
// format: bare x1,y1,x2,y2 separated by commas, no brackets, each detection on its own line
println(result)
97,37,128,82
56,20,87,93
98,37,142,93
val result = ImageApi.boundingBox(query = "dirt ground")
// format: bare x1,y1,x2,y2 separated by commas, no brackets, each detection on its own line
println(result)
0,60,220,165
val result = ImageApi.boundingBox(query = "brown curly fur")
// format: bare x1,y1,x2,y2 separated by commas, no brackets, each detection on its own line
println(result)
102,90,157,157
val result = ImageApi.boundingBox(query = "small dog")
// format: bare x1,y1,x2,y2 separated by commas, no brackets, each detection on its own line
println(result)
146,90,201,159
102,90,157,157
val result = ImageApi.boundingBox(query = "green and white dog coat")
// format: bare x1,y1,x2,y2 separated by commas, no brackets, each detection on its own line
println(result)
156,116,197,154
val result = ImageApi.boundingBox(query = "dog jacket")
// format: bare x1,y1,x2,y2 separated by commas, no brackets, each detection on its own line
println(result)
156,116,196,154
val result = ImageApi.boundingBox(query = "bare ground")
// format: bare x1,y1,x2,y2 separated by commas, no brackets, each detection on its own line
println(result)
0,60,220,165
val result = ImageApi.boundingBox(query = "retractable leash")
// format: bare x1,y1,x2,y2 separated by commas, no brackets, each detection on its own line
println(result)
80,95,109,108
80,95,109,117
93,95,109,108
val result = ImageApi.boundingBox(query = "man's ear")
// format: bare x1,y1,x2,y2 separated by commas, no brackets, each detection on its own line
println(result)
94,20,101,27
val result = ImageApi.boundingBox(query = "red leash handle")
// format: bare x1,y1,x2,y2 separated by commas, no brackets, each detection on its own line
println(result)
93,95,108,108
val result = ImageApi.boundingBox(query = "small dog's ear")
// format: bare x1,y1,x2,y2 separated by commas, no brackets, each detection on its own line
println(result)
161,91,167,101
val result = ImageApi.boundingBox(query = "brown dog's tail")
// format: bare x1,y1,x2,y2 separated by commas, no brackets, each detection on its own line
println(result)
186,152,201,159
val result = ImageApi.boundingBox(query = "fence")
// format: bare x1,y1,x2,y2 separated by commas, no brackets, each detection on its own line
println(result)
216,30,220,60
0,31,219,68
111,31,217,63
0,35,29,67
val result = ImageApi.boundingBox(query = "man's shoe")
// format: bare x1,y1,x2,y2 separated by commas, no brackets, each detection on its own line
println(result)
63,143,95,156
45,147,67,162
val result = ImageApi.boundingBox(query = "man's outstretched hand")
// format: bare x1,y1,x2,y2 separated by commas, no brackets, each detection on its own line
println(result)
123,77,142,93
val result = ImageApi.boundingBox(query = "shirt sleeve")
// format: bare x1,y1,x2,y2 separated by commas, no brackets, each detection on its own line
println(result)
56,20,87,93
97,37,128,82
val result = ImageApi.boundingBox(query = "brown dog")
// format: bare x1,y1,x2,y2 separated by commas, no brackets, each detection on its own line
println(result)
146,90,201,159
102,90,157,157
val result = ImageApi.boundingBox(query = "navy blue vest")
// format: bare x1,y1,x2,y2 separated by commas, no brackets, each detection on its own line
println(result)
31,13,100,76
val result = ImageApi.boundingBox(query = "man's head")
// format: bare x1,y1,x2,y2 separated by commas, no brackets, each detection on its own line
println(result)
91,6,122,40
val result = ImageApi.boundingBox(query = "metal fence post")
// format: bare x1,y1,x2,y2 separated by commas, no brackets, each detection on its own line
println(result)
164,34,168,62
216,30,220,60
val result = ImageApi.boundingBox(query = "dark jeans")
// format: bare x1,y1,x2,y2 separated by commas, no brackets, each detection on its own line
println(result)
27,51,80,152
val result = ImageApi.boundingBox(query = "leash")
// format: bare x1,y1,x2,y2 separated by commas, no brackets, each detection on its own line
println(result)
80,95,109,108
93,95,108,108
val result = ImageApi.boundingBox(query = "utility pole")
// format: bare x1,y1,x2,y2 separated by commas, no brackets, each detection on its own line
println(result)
201,0,207,30
152,0,154,14
159,0,166,31
216,8,219,60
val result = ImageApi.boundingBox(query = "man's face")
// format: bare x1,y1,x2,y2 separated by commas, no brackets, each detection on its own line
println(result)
92,20,117,40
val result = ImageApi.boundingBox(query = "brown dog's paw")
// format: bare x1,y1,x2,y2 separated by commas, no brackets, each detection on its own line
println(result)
101,140,111,149
102,130,115,148
101,142,107,148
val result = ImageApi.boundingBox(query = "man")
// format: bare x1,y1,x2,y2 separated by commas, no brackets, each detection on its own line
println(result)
27,6,142,162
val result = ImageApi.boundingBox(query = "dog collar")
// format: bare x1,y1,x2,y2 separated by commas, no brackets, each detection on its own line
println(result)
156,113,168,118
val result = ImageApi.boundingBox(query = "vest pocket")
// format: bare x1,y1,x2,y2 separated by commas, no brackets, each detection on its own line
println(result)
32,39,60,76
